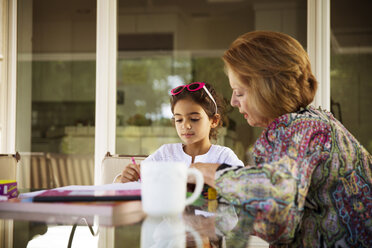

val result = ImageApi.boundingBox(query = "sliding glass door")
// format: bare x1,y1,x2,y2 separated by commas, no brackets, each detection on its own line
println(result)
15,0,311,189
330,0,372,153
16,0,96,189
115,0,307,164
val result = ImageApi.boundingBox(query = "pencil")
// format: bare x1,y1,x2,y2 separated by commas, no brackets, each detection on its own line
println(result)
131,157,136,165
131,157,140,180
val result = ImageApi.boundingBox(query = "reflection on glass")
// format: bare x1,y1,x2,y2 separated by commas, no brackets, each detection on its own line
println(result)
116,0,307,163
331,0,372,153
16,0,96,190
117,53,179,126
141,216,202,248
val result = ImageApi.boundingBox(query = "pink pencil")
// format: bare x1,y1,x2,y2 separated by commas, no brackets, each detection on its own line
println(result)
131,157,136,165
131,157,141,180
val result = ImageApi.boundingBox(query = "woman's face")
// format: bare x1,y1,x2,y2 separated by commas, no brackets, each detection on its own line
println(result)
228,68,271,127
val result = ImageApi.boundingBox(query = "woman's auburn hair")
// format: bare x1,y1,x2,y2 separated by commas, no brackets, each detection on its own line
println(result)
223,30,318,120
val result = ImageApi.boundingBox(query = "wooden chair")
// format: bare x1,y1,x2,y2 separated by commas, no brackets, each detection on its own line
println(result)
0,153,20,180
0,153,20,248
17,152,51,190
47,153,94,187
100,152,147,184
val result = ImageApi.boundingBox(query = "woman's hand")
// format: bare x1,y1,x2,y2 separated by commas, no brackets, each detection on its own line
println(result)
120,163,141,183
189,163,220,188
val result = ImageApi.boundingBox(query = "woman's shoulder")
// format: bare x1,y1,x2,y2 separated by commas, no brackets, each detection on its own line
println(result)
253,106,334,166
269,105,334,132
256,106,334,153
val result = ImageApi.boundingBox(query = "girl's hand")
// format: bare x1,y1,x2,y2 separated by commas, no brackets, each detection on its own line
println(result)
120,163,141,183
189,163,220,188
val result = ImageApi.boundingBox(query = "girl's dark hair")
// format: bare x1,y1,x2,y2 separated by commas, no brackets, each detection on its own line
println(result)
170,82,226,140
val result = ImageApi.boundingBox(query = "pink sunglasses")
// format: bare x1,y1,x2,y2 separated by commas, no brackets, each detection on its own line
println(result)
170,82,218,114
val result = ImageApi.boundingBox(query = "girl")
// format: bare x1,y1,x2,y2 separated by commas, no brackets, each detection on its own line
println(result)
118,82,243,183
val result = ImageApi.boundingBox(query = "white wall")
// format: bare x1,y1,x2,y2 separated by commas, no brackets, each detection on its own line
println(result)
0,0,7,153
117,4,253,51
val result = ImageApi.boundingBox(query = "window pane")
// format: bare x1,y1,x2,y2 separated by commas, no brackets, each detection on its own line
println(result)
16,0,96,190
331,0,372,153
116,0,307,164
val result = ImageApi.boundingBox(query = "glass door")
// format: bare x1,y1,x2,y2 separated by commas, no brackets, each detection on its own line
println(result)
115,0,307,164
331,0,372,153
16,0,97,190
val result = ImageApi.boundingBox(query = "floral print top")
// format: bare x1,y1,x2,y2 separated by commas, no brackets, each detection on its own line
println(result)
215,106,372,248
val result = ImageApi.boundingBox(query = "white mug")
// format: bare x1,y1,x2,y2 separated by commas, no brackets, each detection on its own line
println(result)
140,216,202,248
141,161,204,216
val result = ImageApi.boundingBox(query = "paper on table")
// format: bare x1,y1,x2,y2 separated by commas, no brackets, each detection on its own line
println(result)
195,209,215,217
57,182,141,191
19,182,141,199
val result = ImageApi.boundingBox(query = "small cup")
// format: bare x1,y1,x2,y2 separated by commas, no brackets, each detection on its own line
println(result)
141,161,204,216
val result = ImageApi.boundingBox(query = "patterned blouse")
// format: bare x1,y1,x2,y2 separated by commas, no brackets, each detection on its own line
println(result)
215,106,372,248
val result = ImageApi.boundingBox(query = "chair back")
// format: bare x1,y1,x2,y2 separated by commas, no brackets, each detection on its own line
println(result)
0,153,20,180
101,152,147,184
17,152,50,189
47,153,94,187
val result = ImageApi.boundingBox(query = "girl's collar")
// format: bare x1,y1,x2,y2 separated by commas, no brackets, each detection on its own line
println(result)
181,143,212,157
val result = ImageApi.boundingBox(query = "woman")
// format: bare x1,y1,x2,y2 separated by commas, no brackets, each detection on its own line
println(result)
191,31,371,248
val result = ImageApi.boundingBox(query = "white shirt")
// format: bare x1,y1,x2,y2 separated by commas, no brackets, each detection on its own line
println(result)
114,143,244,182
144,143,244,167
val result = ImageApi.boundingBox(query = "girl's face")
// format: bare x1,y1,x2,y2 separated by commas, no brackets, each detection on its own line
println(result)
173,99,215,145
228,68,271,127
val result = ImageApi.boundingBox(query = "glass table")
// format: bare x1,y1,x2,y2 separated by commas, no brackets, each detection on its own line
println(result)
0,192,262,247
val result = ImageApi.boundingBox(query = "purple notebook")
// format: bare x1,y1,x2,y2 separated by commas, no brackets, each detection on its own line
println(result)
32,189,141,202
